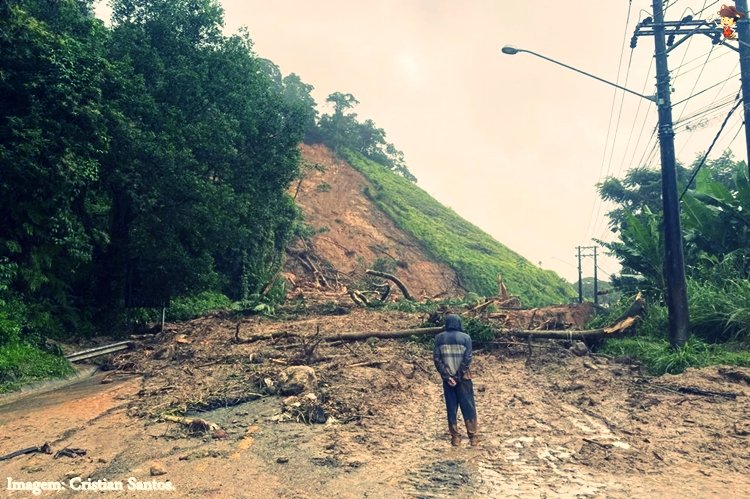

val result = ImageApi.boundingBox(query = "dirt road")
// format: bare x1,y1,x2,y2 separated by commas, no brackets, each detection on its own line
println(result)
1,313,749,498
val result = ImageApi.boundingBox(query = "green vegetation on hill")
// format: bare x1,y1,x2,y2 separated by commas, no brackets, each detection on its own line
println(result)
342,151,575,306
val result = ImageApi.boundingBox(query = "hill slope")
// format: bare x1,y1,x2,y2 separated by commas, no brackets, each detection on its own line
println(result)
290,144,463,299
291,144,573,306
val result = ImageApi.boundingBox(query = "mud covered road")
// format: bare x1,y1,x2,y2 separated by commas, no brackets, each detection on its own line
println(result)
1,312,749,498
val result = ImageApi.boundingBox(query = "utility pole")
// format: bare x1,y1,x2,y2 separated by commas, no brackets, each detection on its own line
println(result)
575,245,598,304
577,246,583,304
735,0,750,174
652,0,690,347
593,247,599,306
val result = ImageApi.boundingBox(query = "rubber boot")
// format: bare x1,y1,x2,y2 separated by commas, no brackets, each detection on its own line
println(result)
449,423,462,447
465,419,479,447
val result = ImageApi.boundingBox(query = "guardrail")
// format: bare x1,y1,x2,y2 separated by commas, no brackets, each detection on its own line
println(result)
65,341,134,363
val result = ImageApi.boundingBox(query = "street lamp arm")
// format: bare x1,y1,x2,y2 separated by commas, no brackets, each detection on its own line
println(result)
501,46,656,103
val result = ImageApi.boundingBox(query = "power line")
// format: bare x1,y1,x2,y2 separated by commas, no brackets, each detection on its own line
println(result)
675,45,715,123
679,91,742,200
669,0,708,87
672,72,740,106
676,59,739,157
693,0,722,17
583,0,634,243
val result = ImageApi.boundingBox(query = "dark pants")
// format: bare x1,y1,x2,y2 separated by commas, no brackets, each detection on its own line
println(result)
442,379,477,426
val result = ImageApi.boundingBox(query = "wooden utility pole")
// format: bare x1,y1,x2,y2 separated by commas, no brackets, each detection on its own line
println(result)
735,0,750,176
651,0,690,347
631,1,693,347
577,246,583,304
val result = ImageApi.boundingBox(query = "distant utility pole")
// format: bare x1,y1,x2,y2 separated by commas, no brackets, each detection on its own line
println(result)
576,245,598,305
593,246,598,306
631,0,693,347
735,0,750,174
577,246,583,304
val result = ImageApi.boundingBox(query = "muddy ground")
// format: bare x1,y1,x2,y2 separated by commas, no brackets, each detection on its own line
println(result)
1,309,749,498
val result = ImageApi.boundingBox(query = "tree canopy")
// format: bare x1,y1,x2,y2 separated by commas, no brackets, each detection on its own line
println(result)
0,0,419,344
1,0,306,340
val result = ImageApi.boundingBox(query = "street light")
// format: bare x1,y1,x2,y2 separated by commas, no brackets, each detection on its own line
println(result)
501,41,690,348
500,45,656,102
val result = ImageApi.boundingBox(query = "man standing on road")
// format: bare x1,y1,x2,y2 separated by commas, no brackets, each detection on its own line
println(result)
433,314,479,447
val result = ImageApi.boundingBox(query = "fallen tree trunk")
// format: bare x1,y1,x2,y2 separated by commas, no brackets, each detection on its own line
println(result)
323,326,443,341
365,269,414,301
236,294,644,344
496,316,639,340
0,443,52,461
236,317,638,345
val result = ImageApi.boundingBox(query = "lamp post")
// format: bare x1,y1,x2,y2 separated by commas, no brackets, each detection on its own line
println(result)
501,46,656,102
501,42,690,347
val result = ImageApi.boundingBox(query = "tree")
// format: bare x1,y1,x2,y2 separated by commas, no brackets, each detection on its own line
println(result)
316,92,417,181
0,0,110,336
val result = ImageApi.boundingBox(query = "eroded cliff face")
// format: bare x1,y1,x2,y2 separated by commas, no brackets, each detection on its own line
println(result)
284,143,462,299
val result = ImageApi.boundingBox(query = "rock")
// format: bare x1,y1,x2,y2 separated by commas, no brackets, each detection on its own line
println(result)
735,420,750,436
309,406,328,424
150,464,167,476
212,429,228,439
276,456,289,464
186,418,218,433
249,352,266,364
582,360,599,370
97,458,107,464
282,396,300,407
303,392,318,402
279,366,317,396
571,341,589,356
154,345,175,361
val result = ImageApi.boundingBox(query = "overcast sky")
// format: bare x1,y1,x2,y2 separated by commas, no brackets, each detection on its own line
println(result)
98,1,745,282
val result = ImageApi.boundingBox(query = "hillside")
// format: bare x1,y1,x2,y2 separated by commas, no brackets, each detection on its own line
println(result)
288,144,463,300
288,144,574,306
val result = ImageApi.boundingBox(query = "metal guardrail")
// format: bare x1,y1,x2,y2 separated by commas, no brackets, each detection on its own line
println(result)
65,341,134,363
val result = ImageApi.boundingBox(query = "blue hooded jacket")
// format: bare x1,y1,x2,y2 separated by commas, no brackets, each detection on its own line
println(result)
433,314,473,382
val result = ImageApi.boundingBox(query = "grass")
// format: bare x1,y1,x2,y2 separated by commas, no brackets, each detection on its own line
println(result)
688,278,750,343
592,295,750,375
342,150,575,306
0,342,74,393
602,336,750,375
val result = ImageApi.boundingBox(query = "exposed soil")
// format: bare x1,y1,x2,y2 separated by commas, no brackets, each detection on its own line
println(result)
285,144,463,300
1,309,749,498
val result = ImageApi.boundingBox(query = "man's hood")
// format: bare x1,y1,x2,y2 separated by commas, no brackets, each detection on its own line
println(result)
445,314,463,331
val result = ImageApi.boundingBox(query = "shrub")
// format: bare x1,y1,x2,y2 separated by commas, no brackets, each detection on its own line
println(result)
0,342,74,393
167,291,234,321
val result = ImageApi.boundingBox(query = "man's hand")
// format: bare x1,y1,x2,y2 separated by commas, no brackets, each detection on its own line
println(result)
447,377,457,387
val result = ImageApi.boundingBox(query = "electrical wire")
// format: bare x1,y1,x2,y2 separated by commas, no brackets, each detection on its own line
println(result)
675,45,715,123
583,0,633,242
615,57,656,178
726,118,746,149
672,72,740,106
693,0,721,17
670,0,708,87
676,59,739,157
679,91,742,200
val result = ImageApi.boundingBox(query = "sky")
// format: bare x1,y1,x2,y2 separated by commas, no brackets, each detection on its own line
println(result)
97,1,747,283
